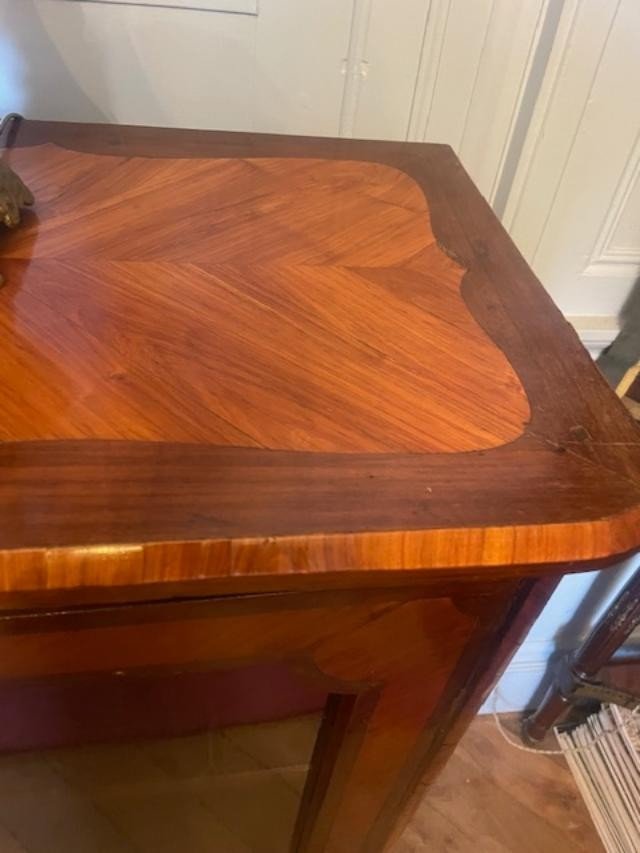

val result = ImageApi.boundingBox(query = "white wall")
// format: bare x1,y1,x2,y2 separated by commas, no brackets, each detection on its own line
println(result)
483,556,640,714
0,0,355,135
504,0,640,329
0,0,637,714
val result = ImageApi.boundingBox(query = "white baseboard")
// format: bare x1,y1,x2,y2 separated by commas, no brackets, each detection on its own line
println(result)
568,315,619,358
479,640,556,714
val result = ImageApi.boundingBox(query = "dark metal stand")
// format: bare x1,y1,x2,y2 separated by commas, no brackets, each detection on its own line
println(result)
0,113,22,145
523,569,640,743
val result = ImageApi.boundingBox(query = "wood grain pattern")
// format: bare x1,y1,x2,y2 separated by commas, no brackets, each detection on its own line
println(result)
0,579,547,853
0,123,628,852
397,714,603,853
0,122,638,599
0,144,528,453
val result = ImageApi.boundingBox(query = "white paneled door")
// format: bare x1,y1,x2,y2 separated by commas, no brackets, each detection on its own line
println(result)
503,0,640,329
1,0,637,334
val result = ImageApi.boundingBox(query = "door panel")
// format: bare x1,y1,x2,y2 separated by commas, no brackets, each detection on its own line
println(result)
503,0,640,321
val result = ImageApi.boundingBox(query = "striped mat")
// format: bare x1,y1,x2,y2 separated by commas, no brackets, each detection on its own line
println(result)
557,705,640,853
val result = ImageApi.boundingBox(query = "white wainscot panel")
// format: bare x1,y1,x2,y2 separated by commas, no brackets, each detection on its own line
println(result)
407,0,551,203
583,133,640,280
504,0,640,319
343,0,430,141
64,0,258,14
0,0,257,129
0,0,352,137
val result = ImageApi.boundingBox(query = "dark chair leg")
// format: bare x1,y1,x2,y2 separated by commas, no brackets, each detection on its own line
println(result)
523,569,640,743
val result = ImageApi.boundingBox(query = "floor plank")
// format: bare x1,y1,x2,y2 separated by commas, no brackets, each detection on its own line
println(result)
0,715,602,852
406,716,602,852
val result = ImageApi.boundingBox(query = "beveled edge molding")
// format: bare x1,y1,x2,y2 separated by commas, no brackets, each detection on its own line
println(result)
0,506,639,602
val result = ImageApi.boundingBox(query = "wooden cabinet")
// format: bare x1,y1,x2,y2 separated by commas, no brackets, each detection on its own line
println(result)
1,120,639,851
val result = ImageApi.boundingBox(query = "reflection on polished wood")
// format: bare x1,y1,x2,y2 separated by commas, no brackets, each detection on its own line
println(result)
0,120,638,852
0,586,483,852
0,715,602,853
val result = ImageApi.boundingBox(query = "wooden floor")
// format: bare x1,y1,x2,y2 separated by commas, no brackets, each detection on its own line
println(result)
396,716,602,852
0,715,602,852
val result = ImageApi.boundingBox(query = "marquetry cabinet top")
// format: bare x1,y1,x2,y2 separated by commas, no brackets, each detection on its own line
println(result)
1,121,639,604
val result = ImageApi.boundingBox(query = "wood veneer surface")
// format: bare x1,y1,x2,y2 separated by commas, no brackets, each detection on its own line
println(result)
0,145,528,453
0,121,639,602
